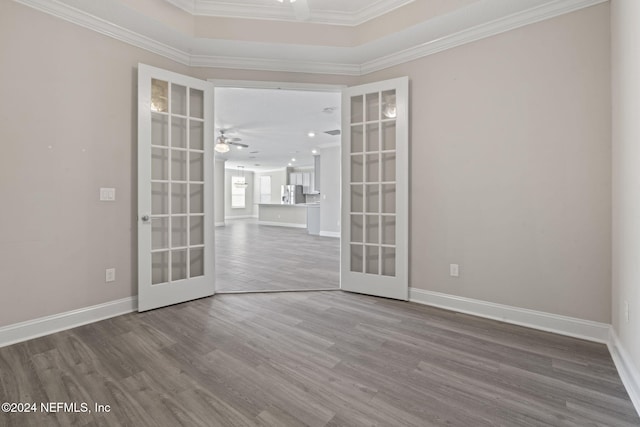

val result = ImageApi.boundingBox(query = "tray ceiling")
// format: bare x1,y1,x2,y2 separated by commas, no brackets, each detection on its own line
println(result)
164,0,416,25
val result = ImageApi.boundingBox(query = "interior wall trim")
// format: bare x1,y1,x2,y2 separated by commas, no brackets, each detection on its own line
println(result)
0,297,138,348
319,231,340,238
608,329,640,417
13,0,605,76
409,288,610,343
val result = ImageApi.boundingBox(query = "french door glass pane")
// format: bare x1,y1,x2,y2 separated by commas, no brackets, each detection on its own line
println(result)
381,216,396,245
190,152,204,182
190,248,204,278
381,247,396,277
351,215,363,243
351,125,364,153
190,215,204,245
189,88,204,119
366,123,379,152
351,185,363,213
365,215,379,244
171,150,187,181
151,79,168,113
349,88,398,277
366,93,379,121
382,122,396,150
152,148,169,180
172,183,188,214
171,216,188,248
171,250,187,281
350,245,363,273
190,184,204,214
351,95,363,123
152,183,168,215
171,84,187,116
151,114,168,146
171,117,187,149
365,246,379,274
152,252,169,285
190,120,204,150
152,217,169,250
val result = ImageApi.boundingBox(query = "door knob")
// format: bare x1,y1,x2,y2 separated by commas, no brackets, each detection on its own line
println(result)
141,214,150,223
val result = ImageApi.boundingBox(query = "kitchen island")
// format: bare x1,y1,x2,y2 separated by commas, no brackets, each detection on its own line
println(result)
257,203,308,228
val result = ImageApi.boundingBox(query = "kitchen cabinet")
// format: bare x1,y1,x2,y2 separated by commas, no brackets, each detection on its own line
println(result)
290,171,316,194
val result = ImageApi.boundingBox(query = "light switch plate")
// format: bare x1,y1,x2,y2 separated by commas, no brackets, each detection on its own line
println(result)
100,188,116,201
105,268,116,283
450,264,459,277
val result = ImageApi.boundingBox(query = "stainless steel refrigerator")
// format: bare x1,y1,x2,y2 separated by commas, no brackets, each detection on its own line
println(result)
281,185,304,204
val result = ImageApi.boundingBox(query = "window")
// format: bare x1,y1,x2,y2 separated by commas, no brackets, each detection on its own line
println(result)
231,176,246,208
260,175,271,204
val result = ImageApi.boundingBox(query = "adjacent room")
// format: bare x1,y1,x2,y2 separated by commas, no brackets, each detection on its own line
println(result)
213,87,341,293
1,0,639,426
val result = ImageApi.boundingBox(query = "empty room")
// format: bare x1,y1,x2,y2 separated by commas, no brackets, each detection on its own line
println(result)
1,0,639,426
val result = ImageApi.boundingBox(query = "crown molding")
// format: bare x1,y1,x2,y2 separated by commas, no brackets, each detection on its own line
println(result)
13,0,606,77
165,0,415,26
190,54,361,75
360,0,608,74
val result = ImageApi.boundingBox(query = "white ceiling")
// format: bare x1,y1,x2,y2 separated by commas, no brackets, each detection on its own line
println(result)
165,0,415,25
214,87,341,172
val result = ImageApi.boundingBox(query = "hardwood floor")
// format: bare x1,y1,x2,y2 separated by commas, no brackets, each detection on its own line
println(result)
215,219,339,292
1,291,638,426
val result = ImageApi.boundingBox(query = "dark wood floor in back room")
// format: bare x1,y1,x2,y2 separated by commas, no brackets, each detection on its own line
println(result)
0,291,638,427
215,219,340,292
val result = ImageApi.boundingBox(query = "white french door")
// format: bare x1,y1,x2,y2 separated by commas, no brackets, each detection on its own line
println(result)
341,77,409,300
137,64,215,312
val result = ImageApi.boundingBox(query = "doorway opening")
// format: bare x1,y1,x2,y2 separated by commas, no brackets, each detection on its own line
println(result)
211,84,342,293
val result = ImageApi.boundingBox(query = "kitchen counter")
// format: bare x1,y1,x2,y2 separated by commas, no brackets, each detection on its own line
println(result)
257,203,308,228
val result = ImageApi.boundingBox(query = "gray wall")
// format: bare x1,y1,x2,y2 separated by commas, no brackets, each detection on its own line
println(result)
611,0,640,388
361,3,612,323
214,159,226,225
319,145,341,235
224,168,255,218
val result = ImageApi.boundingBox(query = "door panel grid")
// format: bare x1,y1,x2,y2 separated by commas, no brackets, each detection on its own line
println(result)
150,78,206,285
349,90,397,278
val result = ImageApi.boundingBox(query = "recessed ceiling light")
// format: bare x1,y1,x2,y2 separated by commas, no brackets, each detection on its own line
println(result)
236,146,242,150
308,131,315,138
312,149,317,154
288,163,292,166
291,158,296,162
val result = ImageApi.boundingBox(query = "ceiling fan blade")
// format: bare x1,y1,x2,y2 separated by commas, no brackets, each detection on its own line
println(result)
293,0,310,21
229,137,242,142
229,142,249,148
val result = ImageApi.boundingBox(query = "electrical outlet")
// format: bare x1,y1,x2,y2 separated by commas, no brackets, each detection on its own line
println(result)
105,268,116,283
450,264,459,277
625,300,629,323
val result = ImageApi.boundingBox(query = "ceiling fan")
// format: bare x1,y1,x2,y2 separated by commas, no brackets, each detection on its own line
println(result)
215,130,249,153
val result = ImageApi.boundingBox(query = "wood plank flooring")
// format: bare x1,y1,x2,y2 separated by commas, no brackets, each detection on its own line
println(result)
215,219,339,292
1,291,638,426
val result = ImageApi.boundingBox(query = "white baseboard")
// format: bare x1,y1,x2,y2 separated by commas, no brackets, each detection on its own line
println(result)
319,231,340,238
0,297,138,348
215,221,226,227
608,329,640,417
225,215,256,220
258,221,306,228
408,288,610,343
